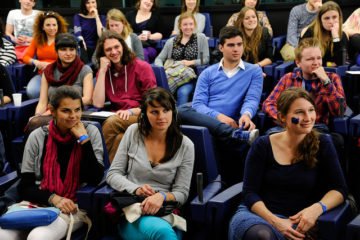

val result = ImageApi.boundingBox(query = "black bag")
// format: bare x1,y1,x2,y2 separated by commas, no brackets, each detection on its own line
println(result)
104,191,179,222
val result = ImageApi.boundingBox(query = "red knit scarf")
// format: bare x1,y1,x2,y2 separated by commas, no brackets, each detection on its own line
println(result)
40,120,82,201
44,56,84,86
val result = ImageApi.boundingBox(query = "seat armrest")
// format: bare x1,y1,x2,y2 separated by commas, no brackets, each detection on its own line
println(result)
318,201,353,240
190,175,222,223
207,182,243,224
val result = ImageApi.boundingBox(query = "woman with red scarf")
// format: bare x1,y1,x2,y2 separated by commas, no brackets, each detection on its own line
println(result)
27,33,94,132
0,85,104,239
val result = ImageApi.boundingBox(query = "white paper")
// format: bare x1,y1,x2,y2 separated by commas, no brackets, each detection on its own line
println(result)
346,71,360,75
89,111,115,117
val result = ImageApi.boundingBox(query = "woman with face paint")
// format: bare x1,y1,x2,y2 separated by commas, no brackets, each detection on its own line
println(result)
229,87,347,240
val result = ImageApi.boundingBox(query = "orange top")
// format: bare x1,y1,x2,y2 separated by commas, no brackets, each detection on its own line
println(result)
23,39,57,73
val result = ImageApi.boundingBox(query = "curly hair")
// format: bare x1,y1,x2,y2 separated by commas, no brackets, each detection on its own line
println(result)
138,87,183,163
135,0,158,12
235,7,263,63
33,11,68,46
181,0,200,14
306,1,343,58
276,87,320,168
95,31,135,66
106,8,133,39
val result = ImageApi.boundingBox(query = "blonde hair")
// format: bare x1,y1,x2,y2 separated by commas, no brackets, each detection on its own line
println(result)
306,1,343,57
295,38,321,61
175,12,197,45
106,8,133,39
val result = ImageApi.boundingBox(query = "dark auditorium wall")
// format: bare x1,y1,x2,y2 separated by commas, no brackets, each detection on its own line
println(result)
0,2,357,39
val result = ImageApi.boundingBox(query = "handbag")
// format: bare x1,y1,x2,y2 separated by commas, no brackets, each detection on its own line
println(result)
164,59,197,93
0,201,60,229
103,191,179,223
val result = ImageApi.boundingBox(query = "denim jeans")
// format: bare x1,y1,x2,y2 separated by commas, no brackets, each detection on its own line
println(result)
178,105,235,140
26,74,42,99
176,82,194,106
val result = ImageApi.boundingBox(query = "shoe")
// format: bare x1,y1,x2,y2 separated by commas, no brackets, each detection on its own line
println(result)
232,128,259,145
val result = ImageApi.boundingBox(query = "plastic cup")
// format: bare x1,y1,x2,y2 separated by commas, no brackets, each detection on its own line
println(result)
12,93,22,106
142,30,150,36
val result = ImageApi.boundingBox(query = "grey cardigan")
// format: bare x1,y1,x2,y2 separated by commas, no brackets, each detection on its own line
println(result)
22,124,104,181
106,124,195,205
154,33,210,67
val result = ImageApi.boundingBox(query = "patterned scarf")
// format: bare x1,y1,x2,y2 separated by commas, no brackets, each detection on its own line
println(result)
40,120,82,201
44,56,84,86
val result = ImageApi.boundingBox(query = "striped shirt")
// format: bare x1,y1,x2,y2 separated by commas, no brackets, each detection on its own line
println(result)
0,38,16,66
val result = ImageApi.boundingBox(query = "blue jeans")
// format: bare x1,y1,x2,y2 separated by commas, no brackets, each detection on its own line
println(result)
176,82,194,106
118,216,181,240
178,105,235,140
26,74,41,99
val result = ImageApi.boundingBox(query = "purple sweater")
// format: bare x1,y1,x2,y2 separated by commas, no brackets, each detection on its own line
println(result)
73,14,106,49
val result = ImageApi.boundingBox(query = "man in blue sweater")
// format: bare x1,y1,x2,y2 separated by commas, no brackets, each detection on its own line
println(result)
179,26,263,145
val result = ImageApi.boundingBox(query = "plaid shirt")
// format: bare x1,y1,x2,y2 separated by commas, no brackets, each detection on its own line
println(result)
262,70,346,124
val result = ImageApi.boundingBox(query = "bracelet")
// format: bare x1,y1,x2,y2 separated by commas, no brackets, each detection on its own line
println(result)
159,191,167,202
78,134,89,143
31,59,35,66
323,78,331,86
128,109,135,116
48,193,56,206
318,201,327,213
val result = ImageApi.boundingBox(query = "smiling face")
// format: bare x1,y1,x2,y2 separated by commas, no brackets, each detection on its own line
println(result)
185,0,197,12
103,38,123,64
242,9,258,31
108,19,124,35
321,10,339,31
244,0,257,8
139,0,154,12
43,17,58,38
51,97,82,134
146,101,173,133
180,16,195,37
19,0,36,11
296,47,322,80
283,98,316,135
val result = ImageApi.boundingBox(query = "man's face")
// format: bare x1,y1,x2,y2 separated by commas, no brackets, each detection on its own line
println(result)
103,38,123,64
219,36,243,64
296,47,323,79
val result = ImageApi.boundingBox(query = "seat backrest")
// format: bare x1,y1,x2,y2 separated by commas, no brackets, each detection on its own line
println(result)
151,65,170,90
180,125,219,186
202,12,212,37
83,121,110,170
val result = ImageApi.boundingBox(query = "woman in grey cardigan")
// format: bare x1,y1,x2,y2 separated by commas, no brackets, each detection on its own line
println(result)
106,88,194,240
155,12,209,106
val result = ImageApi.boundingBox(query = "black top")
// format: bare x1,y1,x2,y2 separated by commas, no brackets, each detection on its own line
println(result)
0,64,15,101
243,27,274,64
125,10,162,35
243,134,347,217
301,27,348,66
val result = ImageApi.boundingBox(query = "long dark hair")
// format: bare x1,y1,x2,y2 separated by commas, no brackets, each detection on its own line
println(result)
95,31,135,66
277,87,319,168
0,18,4,48
138,87,183,163
80,0,99,15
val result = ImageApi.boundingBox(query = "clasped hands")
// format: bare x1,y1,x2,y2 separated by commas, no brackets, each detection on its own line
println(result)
135,184,165,215
217,113,256,131
274,203,323,240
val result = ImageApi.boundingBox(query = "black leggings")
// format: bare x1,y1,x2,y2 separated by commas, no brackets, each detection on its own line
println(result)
243,224,277,240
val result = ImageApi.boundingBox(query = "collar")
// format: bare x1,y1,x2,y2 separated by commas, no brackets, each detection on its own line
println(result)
218,58,245,71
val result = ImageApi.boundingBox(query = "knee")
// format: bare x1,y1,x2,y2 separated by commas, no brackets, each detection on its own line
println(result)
147,224,177,240
103,115,122,132
138,216,178,240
